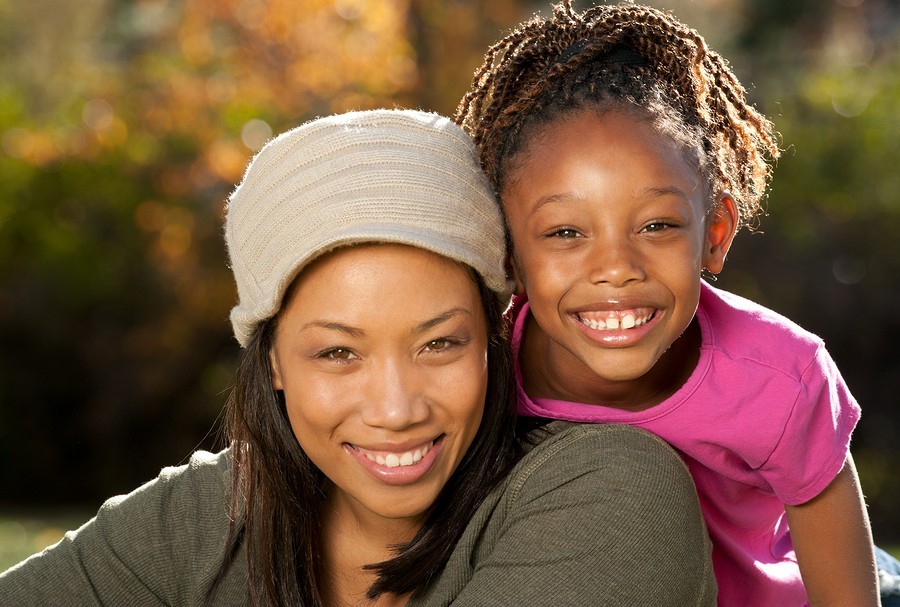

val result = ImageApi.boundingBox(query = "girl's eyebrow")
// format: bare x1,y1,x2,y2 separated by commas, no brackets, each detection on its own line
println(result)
531,192,583,212
532,186,692,211
644,185,693,201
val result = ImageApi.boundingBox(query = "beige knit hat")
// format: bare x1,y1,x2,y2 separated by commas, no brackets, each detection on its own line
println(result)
225,109,511,347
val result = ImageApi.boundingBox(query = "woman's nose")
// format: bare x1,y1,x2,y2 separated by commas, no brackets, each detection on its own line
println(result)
360,360,430,430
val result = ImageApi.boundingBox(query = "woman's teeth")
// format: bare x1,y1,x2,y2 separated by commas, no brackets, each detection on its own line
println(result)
363,441,432,468
578,310,653,331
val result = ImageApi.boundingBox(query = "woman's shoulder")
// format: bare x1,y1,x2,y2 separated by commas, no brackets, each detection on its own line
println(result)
101,447,232,518
87,446,237,575
0,447,245,606
410,421,717,606
521,418,675,448
509,421,696,502
155,448,231,494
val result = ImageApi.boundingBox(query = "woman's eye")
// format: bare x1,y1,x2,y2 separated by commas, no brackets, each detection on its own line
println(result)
425,338,451,351
423,337,465,353
317,347,357,361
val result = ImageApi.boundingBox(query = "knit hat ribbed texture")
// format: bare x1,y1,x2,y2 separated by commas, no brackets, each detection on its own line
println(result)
225,109,510,347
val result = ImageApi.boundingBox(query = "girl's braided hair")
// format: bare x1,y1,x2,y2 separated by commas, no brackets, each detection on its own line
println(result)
455,1,780,229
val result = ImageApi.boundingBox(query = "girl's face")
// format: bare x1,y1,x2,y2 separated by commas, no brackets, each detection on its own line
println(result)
270,244,488,531
503,109,735,408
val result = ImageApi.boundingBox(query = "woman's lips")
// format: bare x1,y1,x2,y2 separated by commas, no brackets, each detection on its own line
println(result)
347,436,444,485
355,439,434,467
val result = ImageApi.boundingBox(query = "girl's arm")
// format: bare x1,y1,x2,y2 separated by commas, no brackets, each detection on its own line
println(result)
785,453,880,606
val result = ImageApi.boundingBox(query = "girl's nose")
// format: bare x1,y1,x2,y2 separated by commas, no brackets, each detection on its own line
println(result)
360,360,430,430
587,238,645,287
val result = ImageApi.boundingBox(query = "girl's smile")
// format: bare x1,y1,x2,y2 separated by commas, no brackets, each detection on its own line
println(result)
573,305,662,347
575,307,656,332
504,109,735,409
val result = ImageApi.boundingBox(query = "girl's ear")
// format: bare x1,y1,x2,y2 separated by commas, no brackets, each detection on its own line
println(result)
506,250,527,296
702,192,739,275
270,350,284,390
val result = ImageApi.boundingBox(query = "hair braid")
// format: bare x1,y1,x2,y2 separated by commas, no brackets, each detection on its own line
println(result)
455,1,780,229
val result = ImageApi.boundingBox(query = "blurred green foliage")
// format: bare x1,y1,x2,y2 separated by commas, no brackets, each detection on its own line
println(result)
0,0,523,504
708,1,900,542
1,0,898,546
0,510,95,572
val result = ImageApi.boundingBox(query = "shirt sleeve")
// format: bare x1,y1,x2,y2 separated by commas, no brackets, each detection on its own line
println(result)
411,424,717,607
0,450,235,606
760,344,862,506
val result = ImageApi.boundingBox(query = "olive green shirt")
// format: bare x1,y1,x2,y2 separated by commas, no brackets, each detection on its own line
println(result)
1,423,716,605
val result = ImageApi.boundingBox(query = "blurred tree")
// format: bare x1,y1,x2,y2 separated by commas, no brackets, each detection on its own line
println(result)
630,0,900,545
686,0,900,543
0,0,522,504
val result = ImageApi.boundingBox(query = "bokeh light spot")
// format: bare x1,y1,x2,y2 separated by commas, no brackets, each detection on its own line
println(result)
241,119,272,151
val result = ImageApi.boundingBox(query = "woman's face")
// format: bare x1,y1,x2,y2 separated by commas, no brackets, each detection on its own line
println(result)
270,243,489,530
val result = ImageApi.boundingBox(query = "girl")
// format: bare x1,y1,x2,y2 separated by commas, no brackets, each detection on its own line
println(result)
0,109,716,605
456,2,894,605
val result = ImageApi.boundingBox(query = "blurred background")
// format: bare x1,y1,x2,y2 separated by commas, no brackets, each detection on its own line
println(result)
1,0,898,564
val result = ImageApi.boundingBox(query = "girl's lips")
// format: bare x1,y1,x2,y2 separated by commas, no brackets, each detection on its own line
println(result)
576,307,656,330
347,436,444,486
571,308,661,346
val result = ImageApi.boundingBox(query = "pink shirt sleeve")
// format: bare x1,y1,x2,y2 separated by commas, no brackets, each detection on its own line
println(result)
757,343,861,506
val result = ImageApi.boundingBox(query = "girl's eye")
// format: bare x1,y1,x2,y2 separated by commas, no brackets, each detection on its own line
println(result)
642,221,675,233
548,227,581,239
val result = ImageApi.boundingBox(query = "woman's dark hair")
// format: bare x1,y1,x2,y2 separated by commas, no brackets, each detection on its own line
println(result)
216,267,518,606
455,1,781,230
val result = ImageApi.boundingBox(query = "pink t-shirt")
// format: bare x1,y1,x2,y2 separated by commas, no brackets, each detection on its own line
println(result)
511,282,861,606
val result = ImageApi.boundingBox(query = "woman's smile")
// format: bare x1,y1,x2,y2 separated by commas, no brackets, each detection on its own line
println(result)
269,243,488,526
352,436,436,467
347,436,444,485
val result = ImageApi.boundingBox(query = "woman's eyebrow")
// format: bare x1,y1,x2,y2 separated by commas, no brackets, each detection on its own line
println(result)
414,307,470,334
300,320,365,337
297,307,471,337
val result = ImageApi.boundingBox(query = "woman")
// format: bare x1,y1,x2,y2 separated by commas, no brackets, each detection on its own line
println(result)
0,109,716,606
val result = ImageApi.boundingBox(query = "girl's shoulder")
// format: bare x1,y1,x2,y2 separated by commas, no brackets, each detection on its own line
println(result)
699,282,824,365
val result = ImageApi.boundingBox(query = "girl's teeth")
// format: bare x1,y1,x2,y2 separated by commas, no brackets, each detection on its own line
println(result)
579,311,651,331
